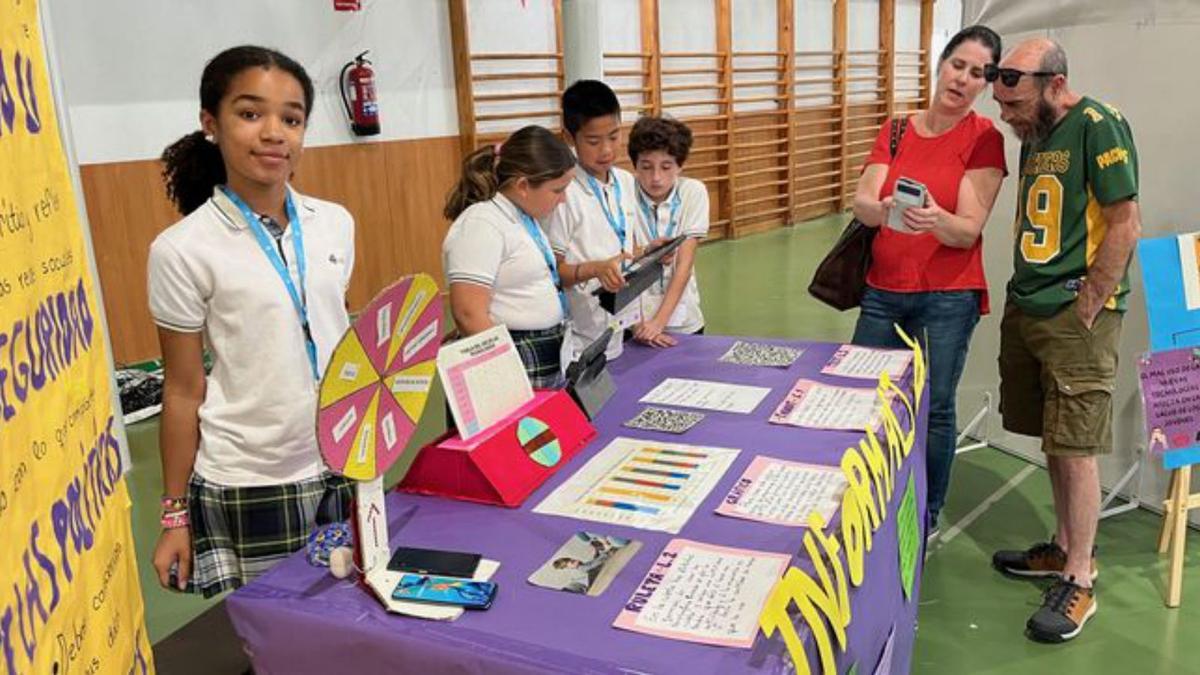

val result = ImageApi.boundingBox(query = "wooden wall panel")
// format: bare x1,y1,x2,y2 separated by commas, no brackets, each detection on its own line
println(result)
83,135,462,365
381,135,463,289
79,160,180,364
289,142,393,310
679,117,729,241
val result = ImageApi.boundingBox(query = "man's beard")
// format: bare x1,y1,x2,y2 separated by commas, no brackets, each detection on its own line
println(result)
1012,98,1057,143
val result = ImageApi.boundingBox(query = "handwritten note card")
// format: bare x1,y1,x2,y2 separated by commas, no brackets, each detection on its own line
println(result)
640,378,772,414
821,345,912,380
770,379,882,431
614,539,790,648
716,456,847,527
1138,347,1200,468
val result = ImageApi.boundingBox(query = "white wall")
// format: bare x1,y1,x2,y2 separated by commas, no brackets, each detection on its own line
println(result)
959,1,1197,516
470,0,561,134
46,0,459,164
656,0,719,119
47,0,964,165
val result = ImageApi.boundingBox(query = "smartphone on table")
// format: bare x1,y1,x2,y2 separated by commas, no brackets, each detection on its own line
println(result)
390,573,498,610
386,546,481,578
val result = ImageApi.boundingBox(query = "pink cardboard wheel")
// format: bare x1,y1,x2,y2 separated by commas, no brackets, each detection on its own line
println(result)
316,274,442,480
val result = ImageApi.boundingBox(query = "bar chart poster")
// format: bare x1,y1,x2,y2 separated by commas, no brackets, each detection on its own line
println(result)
533,437,739,533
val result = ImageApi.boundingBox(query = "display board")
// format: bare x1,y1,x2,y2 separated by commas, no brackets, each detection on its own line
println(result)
0,1,152,672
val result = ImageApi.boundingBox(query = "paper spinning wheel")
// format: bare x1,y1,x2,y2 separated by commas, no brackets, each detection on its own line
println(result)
317,274,443,480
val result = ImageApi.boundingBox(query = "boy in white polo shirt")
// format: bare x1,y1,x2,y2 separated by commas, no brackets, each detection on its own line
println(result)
547,80,641,361
628,116,710,346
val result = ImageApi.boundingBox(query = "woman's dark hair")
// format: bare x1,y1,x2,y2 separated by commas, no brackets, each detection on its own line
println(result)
161,46,315,216
628,116,694,166
939,25,1002,66
443,125,576,220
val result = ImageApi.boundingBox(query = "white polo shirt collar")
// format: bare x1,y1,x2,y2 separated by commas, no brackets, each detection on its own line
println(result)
209,184,318,231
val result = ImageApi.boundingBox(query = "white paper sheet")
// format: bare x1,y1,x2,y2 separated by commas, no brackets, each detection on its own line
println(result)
533,437,739,534
821,345,913,380
770,379,883,431
437,325,533,440
1178,233,1200,311
716,456,847,526
613,539,790,648
639,378,771,414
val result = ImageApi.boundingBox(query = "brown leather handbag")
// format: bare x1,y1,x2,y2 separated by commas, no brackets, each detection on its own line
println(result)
808,117,908,311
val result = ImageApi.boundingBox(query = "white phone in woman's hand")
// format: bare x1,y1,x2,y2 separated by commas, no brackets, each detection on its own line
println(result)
887,177,927,233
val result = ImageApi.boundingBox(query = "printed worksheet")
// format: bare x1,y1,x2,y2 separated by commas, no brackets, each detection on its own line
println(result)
533,437,739,534
613,539,790,648
640,378,771,414
716,456,847,526
437,325,533,440
821,345,912,380
770,379,883,431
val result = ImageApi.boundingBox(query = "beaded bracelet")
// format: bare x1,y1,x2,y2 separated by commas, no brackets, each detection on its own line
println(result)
160,510,189,529
161,496,188,512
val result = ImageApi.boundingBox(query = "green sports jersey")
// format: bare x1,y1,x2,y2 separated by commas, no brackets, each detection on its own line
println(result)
1007,96,1139,316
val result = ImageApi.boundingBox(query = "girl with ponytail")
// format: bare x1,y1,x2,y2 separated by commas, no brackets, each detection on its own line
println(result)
148,45,356,597
442,125,625,387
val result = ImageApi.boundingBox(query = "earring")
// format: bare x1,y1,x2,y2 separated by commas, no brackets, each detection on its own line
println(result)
205,134,216,144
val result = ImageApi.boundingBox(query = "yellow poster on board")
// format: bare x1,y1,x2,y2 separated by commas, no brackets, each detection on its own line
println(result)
0,1,153,673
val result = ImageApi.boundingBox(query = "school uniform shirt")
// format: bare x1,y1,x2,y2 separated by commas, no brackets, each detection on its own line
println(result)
148,185,354,486
633,176,710,334
546,165,641,360
442,193,564,331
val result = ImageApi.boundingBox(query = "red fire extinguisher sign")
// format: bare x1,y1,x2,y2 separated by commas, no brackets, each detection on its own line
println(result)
340,51,381,137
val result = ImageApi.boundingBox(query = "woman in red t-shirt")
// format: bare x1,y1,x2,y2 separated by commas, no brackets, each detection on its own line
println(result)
850,25,1007,536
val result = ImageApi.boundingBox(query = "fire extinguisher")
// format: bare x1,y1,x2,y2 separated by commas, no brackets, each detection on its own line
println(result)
340,51,381,136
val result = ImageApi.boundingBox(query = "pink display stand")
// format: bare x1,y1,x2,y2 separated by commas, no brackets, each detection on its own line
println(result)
398,389,595,507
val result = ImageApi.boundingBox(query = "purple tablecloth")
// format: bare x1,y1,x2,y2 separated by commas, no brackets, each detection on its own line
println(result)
227,335,927,674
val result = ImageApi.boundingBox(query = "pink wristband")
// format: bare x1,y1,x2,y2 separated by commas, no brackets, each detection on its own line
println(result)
161,510,189,529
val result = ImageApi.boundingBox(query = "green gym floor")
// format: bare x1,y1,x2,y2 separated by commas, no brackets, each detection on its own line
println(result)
128,214,1200,673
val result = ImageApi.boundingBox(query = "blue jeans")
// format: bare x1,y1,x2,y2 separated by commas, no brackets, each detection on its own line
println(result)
851,287,980,529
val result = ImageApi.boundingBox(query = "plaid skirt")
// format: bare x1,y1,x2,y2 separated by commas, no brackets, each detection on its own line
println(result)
186,471,353,598
510,324,565,388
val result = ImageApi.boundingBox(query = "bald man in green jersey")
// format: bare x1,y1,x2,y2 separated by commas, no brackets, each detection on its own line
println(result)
988,37,1141,644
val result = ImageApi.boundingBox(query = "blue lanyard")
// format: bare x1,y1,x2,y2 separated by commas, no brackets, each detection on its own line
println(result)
637,189,682,239
584,172,628,248
220,186,320,381
516,208,569,317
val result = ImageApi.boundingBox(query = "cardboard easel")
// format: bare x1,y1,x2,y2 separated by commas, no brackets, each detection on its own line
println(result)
1157,465,1196,607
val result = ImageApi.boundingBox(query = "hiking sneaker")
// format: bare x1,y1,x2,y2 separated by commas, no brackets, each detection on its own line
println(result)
992,540,1098,582
1026,576,1096,643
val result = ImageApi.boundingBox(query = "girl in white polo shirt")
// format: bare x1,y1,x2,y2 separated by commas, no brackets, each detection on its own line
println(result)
443,125,624,387
628,116,710,346
148,46,354,596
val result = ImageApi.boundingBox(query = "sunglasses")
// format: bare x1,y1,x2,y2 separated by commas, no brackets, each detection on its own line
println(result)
984,64,1061,87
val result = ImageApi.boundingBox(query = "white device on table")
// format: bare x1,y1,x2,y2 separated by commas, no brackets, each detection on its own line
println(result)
887,177,927,233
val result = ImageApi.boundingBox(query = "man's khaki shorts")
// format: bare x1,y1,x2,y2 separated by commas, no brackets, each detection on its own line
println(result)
999,301,1121,457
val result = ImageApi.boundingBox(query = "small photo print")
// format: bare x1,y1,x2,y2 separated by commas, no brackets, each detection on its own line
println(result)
528,531,642,596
